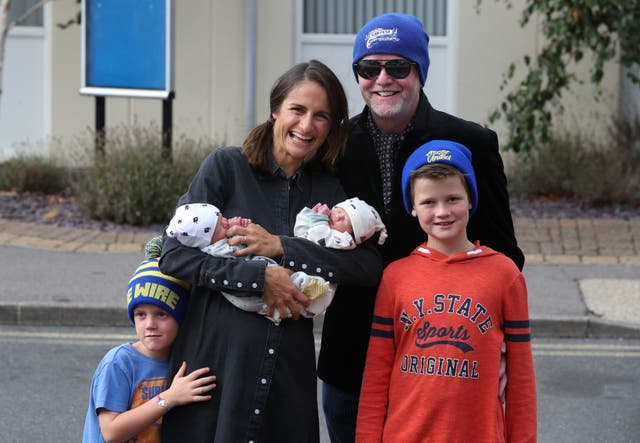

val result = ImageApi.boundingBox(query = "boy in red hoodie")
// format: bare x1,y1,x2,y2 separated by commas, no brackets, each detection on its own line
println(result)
356,140,537,442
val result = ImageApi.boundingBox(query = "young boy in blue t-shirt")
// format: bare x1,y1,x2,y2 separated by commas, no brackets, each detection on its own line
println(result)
82,258,216,443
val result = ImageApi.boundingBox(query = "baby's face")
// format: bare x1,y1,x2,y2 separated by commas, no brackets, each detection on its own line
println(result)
329,207,353,234
210,216,250,244
210,216,229,244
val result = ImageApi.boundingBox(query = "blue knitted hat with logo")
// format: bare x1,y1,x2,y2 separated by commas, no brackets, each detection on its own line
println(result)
126,258,190,325
401,140,478,217
352,13,430,85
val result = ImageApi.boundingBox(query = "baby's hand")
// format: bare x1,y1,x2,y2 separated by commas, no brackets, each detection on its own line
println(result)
312,203,331,216
228,216,252,228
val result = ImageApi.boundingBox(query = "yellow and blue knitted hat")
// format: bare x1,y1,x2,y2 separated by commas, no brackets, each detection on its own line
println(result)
126,258,190,325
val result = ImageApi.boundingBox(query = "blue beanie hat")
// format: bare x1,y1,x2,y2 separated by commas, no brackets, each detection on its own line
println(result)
401,140,478,217
352,13,430,85
126,258,190,325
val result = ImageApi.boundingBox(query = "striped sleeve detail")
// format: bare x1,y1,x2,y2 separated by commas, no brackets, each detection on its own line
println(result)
502,319,531,342
370,315,394,339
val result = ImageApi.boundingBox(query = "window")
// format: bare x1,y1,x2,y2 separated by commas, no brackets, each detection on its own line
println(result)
8,0,43,27
303,0,447,36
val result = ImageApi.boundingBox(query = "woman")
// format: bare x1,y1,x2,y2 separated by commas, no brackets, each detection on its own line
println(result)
159,60,383,442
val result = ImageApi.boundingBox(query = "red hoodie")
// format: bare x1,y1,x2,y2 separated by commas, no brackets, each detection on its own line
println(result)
356,243,537,443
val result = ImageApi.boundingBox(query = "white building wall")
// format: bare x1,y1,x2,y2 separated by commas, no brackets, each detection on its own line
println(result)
456,0,536,125
1,0,628,161
456,0,620,148
254,0,296,138
0,27,46,159
49,0,92,158
48,0,256,156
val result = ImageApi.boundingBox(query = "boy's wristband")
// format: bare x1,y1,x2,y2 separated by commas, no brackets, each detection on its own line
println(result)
156,395,171,410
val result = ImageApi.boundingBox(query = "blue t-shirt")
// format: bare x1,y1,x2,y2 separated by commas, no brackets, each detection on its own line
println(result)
82,342,169,443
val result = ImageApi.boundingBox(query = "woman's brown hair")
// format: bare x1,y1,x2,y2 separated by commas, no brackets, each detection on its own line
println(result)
242,59,349,174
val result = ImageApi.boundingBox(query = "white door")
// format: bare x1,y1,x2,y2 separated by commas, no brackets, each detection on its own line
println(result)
0,1,46,160
296,0,455,117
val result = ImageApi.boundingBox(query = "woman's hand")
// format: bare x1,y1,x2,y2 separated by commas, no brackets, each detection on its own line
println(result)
263,266,310,320
227,223,283,258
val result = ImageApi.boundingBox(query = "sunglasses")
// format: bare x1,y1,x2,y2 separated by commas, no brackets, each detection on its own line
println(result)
354,59,416,80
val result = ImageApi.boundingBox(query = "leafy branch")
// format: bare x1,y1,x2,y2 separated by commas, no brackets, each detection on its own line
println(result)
478,0,640,154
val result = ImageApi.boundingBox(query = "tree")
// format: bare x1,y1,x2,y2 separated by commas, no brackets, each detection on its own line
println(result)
478,0,640,154
0,0,13,99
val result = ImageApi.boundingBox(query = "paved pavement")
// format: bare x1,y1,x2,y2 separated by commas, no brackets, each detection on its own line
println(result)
0,215,639,338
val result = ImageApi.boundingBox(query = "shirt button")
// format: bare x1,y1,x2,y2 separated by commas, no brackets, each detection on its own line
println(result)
268,348,274,355
289,260,295,267
237,282,243,288
316,267,321,273
254,409,260,415
301,264,308,269
211,278,216,284
223,280,229,285
251,282,258,288
261,378,267,384
328,272,334,277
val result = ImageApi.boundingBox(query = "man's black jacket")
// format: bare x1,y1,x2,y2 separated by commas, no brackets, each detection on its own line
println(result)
318,92,524,393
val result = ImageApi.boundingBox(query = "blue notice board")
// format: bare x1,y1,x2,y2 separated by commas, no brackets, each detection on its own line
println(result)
81,0,174,98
